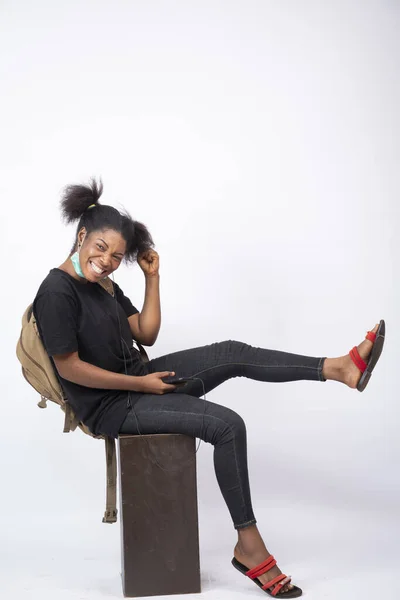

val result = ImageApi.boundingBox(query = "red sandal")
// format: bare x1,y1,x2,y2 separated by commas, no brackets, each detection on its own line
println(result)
232,555,302,597
349,319,385,392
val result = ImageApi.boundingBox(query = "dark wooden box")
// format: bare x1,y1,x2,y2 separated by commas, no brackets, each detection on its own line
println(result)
118,434,201,597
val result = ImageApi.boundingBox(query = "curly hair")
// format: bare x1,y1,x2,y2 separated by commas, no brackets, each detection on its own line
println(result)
60,177,154,263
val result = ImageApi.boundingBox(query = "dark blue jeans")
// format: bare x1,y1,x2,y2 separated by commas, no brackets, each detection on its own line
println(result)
119,340,326,529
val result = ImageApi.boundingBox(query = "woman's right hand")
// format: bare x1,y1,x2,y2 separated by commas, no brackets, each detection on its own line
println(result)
136,371,177,394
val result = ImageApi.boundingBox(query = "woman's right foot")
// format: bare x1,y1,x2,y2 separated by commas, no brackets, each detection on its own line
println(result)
234,543,296,594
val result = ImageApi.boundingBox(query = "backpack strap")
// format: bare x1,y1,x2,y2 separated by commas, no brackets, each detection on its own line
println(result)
63,403,72,433
97,277,115,297
136,342,149,363
102,436,118,523
63,403,79,433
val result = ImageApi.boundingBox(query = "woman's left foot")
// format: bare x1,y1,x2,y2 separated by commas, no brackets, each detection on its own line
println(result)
340,323,379,388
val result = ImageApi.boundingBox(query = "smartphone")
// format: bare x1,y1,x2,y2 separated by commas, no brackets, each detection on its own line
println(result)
162,376,192,386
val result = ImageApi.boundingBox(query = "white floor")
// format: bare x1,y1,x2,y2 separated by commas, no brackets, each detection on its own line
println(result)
2,499,399,600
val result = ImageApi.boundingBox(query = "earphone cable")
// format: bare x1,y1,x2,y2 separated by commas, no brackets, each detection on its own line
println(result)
111,273,207,472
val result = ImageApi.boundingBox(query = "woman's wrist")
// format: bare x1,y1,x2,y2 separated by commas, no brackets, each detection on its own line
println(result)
130,375,145,392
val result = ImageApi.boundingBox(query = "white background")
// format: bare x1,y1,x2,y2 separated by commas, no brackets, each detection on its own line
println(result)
1,1,399,598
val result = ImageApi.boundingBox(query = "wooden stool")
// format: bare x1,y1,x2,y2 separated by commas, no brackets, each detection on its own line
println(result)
118,433,201,597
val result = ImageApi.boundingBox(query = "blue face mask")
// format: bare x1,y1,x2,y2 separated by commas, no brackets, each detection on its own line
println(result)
70,250,85,279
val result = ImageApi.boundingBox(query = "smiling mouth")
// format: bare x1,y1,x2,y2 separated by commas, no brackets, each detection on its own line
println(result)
89,260,106,275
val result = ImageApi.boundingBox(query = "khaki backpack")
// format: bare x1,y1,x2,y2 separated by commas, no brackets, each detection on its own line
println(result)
16,276,148,524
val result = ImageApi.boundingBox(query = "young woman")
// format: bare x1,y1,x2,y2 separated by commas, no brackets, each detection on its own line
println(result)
33,179,385,598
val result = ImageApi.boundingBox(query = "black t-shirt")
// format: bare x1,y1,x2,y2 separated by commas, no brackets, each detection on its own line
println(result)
33,268,147,438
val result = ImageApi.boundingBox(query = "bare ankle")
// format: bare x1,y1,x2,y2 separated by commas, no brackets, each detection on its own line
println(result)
236,525,268,556
322,356,345,383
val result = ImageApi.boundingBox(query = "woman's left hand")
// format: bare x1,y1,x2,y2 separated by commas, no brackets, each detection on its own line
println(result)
138,249,160,277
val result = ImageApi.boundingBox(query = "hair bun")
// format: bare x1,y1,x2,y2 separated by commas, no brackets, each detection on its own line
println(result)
60,177,103,223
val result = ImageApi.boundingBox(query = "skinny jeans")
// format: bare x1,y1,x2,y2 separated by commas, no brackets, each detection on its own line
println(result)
119,340,326,530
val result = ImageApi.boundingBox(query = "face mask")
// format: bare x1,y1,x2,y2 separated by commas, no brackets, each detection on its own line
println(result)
70,234,86,278
70,250,85,278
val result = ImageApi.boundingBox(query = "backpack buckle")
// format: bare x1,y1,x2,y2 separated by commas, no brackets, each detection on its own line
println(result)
102,509,118,524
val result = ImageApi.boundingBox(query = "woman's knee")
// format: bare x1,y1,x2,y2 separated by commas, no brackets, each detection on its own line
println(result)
220,339,244,347
217,339,248,355
215,407,247,445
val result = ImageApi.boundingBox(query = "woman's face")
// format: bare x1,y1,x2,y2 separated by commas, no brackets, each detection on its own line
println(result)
77,228,127,282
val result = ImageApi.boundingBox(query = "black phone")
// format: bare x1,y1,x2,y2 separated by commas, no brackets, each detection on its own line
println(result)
162,376,191,386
